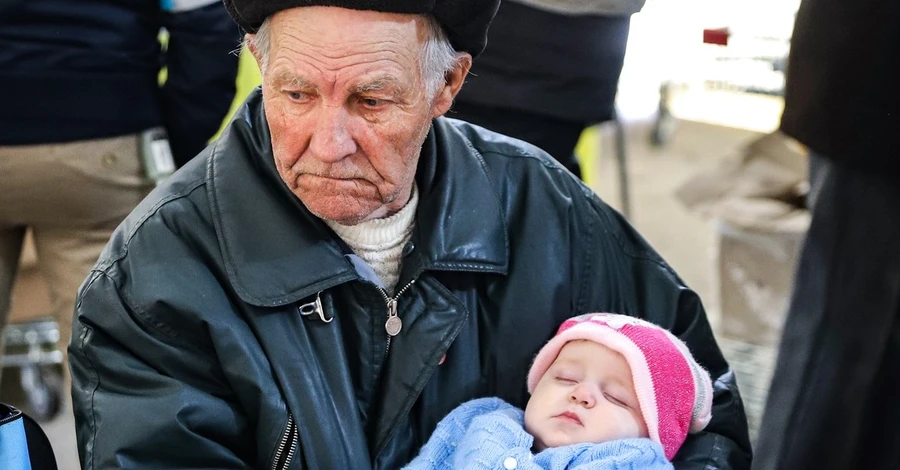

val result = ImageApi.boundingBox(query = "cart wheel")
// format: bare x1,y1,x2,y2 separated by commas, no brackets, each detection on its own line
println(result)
20,364,62,422
650,107,677,147
650,82,678,147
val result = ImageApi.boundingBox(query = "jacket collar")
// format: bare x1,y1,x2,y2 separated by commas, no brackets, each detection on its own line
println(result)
207,90,508,307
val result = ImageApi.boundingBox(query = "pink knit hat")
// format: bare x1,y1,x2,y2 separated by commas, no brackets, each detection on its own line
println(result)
526,313,713,460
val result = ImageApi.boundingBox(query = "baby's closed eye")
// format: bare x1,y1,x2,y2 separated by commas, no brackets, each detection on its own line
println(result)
603,392,630,408
554,375,578,385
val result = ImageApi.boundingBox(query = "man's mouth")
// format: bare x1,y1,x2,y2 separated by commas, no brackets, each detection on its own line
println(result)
555,411,583,426
304,173,357,181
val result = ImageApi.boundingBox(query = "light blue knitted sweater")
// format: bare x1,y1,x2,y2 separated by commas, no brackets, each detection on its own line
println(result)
404,397,673,470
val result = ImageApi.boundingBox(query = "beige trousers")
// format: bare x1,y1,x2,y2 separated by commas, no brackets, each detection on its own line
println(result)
0,135,154,383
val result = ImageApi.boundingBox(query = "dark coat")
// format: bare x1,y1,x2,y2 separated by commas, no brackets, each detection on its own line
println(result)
780,0,900,177
0,0,239,165
69,90,751,470
453,1,630,124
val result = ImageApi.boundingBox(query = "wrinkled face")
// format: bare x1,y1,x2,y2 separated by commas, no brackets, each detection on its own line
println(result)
251,7,466,224
524,341,649,450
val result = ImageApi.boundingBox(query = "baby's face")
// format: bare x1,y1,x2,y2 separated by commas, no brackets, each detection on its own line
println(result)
524,340,648,451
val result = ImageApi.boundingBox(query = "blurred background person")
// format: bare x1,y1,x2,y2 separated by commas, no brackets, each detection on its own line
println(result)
0,0,240,386
450,0,645,179
0,0,18,15
753,0,900,468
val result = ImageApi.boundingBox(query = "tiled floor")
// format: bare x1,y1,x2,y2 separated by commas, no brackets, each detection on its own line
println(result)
718,337,777,443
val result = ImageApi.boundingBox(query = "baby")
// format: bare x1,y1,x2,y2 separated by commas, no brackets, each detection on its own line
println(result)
405,313,714,469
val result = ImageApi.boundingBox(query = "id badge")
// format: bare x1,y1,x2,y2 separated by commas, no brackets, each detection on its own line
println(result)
139,127,176,184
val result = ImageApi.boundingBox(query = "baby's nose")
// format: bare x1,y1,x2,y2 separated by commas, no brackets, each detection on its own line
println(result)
569,385,596,408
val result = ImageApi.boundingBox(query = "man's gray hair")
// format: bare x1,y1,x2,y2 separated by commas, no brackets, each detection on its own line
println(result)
245,14,463,99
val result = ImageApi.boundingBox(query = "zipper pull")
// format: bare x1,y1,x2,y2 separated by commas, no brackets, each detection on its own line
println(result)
385,298,402,337
298,291,332,323
380,279,414,339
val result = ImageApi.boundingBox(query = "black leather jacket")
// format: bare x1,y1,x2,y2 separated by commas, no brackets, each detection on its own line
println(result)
70,90,751,469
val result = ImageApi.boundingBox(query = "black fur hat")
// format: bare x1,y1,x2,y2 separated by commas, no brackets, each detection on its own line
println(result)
222,0,500,57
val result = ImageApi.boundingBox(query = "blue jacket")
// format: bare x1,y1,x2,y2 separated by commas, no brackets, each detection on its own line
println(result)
0,402,57,470
404,398,673,469
0,0,239,166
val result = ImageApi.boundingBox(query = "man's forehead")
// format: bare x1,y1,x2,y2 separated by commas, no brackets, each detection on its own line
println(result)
265,8,423,86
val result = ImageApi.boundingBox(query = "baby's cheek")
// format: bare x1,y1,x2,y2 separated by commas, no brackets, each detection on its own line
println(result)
523,409,550,451
621,409,650,439
522,407,539,436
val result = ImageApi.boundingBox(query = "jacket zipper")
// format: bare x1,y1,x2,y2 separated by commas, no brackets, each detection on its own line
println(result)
271,414,297,470
378,279,416,357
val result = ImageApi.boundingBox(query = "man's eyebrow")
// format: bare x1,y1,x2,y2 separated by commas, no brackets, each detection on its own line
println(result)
271,70,315,89
351,76,405,95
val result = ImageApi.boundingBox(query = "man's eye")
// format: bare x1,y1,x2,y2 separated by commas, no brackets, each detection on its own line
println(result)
360,97,385,108
286,91,308,101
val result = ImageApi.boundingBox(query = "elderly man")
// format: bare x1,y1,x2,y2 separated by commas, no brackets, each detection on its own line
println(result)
69,1,751,469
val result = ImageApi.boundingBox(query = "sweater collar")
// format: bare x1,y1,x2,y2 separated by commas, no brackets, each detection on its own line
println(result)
324,183,419,251
208,90,508,307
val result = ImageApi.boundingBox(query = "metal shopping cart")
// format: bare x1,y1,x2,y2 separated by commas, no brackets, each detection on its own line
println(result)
649,0,798,146
1,318,65,422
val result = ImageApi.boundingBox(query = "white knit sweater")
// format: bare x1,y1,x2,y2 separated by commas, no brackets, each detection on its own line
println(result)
325,185,418,294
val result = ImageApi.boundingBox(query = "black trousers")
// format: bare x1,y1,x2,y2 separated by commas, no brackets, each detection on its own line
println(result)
753,153,900,469
449,101,587,179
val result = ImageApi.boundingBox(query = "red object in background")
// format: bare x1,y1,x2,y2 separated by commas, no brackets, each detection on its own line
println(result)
703,27,730,46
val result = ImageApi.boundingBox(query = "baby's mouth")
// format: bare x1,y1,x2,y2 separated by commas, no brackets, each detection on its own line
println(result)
554,411,583,426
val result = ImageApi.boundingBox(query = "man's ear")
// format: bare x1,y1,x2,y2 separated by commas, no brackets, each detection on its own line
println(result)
245,33,262,68
431,54,473,118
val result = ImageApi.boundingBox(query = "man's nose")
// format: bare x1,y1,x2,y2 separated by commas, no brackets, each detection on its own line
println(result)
569,385,596,408
308,105,357,162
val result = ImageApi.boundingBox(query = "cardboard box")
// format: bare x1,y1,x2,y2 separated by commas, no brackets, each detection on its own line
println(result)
714,209,806,345
676,132,810,345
